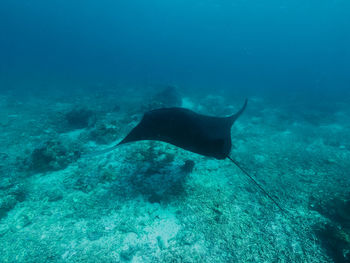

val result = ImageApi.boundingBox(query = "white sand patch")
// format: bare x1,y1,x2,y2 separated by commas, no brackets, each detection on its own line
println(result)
118,205,182,251
143,212,180,248
61,129,85,140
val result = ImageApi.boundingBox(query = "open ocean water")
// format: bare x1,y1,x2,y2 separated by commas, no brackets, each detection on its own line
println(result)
0,1,349,262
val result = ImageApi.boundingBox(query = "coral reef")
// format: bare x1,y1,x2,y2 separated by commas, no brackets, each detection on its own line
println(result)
89,122,120,145
28,139,80,173
0,90,349,263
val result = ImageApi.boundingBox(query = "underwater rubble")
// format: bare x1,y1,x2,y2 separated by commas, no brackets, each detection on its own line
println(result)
27,139,81,173
0,91,349,262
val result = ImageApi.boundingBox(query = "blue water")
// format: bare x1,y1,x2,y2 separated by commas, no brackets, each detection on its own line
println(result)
0,1,350,262
1,0,349,100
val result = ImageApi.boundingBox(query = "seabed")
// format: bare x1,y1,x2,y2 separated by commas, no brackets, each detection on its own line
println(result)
0,87,349,262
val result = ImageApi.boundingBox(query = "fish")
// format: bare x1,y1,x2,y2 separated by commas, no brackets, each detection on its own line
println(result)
88,99,284,212
118,99,248,159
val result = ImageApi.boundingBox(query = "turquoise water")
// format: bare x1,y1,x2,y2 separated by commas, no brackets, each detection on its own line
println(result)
0,1,349,262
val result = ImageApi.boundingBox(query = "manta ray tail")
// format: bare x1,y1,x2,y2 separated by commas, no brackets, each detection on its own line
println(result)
227,156,285,213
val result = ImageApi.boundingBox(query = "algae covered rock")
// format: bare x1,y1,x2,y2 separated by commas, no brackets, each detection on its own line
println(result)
120,245,138,261
181,160,195,174
0,184,27,219
28,140,79,173
0,195,17,220
89,123,120,144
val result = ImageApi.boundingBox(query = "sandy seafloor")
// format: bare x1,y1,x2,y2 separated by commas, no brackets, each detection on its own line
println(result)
0,87,349,263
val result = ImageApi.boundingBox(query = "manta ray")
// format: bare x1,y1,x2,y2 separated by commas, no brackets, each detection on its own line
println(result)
118,99,248,159
92,99,283,211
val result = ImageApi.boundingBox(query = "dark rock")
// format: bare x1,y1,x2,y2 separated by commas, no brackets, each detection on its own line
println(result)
181,160,195,174
65,108,95,129
30,146,55,172
148,193,162,204
89,123,120,144
314,223,350,263
112,105,121,112
310,193,350,263
29,140,73,173
10,185,27,202
310,194,350,228
0,195,17,220
120,246,137,261
128,145,187,204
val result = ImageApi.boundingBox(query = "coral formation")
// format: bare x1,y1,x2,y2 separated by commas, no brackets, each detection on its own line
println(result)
28,140,79,173
0,91,349,262
89,123,120,145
